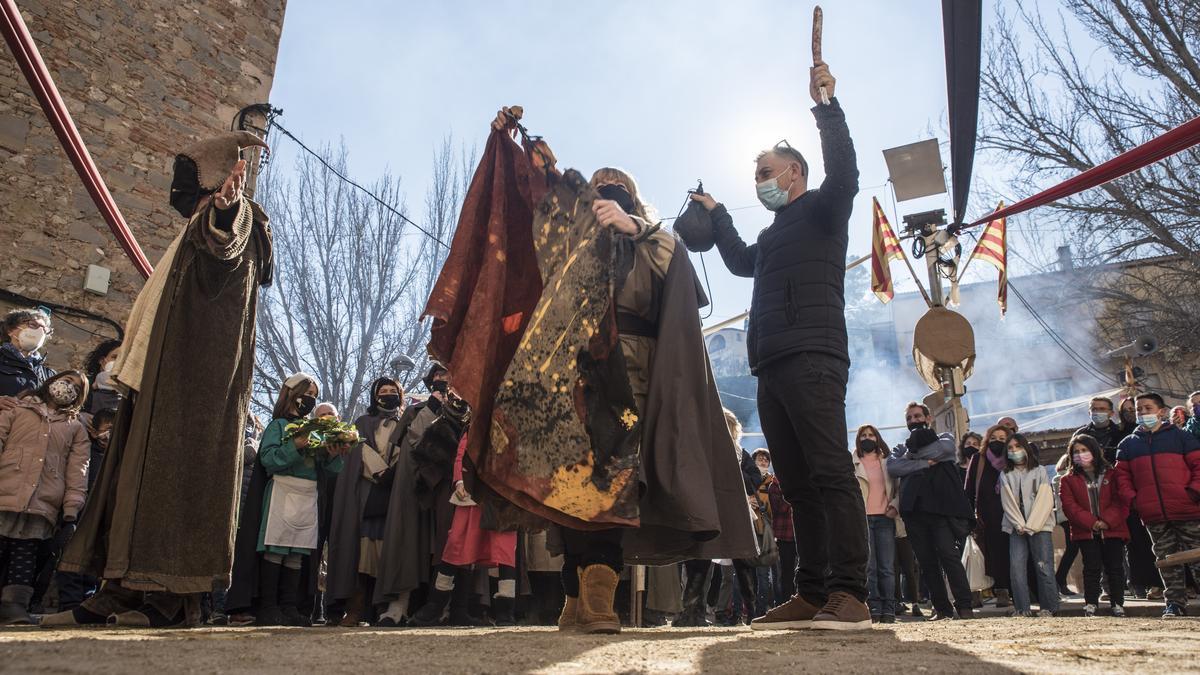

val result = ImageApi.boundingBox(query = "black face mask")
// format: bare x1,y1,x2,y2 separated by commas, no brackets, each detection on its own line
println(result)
987,440,1006,455
856,438,877,453
906,421,928,432
430,380,449,395
295,394,317,417
597,184,636,214
961,445,980,460
377,394,401,411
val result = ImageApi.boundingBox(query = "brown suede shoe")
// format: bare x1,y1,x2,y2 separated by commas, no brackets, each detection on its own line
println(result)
41,582,143,628
811,591,873,631
750,594,822,631
577,565,620,635
558,595,579,632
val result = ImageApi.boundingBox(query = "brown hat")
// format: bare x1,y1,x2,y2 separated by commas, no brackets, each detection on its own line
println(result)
179,130,269,191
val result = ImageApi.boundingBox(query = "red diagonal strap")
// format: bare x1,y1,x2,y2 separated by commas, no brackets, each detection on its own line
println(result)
960,115,1200,230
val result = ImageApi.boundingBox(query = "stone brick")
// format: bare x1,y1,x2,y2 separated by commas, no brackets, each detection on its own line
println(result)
0,114,30,153
0,0,286,369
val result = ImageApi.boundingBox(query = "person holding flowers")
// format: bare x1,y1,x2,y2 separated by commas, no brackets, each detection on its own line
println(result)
227,373,353,626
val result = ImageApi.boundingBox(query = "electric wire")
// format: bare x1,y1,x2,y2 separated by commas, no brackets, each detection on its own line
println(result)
266,118,451,251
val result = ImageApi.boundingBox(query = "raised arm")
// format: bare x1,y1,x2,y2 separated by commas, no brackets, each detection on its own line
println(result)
812,98,858,228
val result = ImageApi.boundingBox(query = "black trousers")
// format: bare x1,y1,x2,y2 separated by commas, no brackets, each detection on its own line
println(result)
1078,536,1125,606
560,528,623,598
1055,523,1079,586
776,540,797,602
895,536,920,603
1126,512,1163,589
903,513,972,615
757,352,867,603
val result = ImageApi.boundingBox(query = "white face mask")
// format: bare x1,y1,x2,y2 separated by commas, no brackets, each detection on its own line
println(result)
756,165,794,212
104,359,116,373
16,327,47,353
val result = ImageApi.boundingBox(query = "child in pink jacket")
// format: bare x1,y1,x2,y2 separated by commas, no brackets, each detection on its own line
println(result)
0,371,91,625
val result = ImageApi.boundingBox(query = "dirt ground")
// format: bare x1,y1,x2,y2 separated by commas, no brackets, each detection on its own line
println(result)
0,618,1197,674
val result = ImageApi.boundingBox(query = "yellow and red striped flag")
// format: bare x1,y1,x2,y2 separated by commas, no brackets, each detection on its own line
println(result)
967,202,1007,315
870,197,906,303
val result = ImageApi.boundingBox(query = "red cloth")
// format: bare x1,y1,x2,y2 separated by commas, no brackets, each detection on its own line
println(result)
1059,471,1129,542
421,129,548,490
441,437,516,567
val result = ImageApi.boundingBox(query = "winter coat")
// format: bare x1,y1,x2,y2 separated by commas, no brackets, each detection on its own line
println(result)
1059,469,1129,541
0,397,90,523
852,450,899,512
1114,423,1200,524
889,435,974,521
999,467,1055,535
0,342,55,398
710,98,858,372
1074,421,1126,464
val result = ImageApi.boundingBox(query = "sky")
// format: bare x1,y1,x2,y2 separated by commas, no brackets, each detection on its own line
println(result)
266,0,1069,327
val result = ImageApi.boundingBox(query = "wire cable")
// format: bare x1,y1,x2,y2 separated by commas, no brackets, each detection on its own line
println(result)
267,119,450,251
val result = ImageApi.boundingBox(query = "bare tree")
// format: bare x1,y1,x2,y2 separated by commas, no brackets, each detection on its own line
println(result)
252,137,474,419
979,0,1200,360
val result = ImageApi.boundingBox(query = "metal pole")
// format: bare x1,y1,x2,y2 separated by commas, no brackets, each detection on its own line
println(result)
924,230,945,308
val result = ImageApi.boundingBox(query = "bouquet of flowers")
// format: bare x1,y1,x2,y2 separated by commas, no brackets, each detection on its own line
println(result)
283,417,360,459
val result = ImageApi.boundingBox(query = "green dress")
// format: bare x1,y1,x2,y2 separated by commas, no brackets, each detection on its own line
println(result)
256,417,344,556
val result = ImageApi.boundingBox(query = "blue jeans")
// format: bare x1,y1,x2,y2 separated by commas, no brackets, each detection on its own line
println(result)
1009,531,1060,614
866,515,897,617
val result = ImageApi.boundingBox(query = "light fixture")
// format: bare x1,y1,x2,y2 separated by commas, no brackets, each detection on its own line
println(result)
882,139,947,202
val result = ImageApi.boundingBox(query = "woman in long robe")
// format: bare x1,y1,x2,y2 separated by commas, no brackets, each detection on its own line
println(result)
48,133,273,628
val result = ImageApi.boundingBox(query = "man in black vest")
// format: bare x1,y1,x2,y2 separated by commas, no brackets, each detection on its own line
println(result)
690,59,868,630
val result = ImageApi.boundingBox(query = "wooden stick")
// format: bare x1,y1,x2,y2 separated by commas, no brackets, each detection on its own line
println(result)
1156,547,1200,569
812,6,830,105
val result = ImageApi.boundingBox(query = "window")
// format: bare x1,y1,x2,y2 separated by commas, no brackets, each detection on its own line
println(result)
709,335,726,352
962,389,989,415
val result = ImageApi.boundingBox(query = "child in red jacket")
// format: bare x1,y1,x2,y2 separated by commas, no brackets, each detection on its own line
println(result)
1114,393,1200,619
1060,434,1129,617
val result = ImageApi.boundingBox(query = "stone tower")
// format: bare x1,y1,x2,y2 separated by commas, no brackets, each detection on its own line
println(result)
0,0,287,371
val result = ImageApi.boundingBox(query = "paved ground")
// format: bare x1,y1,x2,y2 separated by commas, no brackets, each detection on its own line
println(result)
1,616,1198,674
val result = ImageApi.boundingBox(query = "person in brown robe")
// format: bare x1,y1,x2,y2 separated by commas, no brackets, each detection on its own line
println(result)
45,132,273,628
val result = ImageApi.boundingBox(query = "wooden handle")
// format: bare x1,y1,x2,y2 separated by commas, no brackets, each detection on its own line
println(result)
812,6,829,105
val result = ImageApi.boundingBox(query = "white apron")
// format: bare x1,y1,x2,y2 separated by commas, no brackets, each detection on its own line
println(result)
263,474,319,550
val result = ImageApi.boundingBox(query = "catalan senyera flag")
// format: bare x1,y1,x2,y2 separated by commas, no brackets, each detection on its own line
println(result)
870,197,906,303
968,201,1007,315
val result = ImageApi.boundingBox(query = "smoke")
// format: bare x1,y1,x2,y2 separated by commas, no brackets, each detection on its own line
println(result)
843,253,1112,448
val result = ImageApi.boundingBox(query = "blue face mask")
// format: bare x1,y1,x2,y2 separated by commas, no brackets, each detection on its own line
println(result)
1139,414,1161,430
756,165,794,212
1007,449,1026,463
1091,412,1110,426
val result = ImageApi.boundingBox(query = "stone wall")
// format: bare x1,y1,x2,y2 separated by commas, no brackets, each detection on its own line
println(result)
0,0,286,371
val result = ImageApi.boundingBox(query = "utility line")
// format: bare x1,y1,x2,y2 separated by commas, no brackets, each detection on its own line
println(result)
267,119,451,251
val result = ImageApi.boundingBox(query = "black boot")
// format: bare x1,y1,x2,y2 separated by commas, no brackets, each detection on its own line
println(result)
493,596,516,626
674,562,710,628
278,566,308,627
447,572,475,626
255,560,284,626
409,588,452,627
735,564,758,624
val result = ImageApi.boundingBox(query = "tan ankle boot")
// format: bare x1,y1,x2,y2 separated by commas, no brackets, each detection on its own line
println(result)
577,565,620,635
557,595,579,631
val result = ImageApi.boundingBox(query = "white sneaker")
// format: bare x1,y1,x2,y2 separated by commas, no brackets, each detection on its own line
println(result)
1111,604,1126,617
1084,604,1096,617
